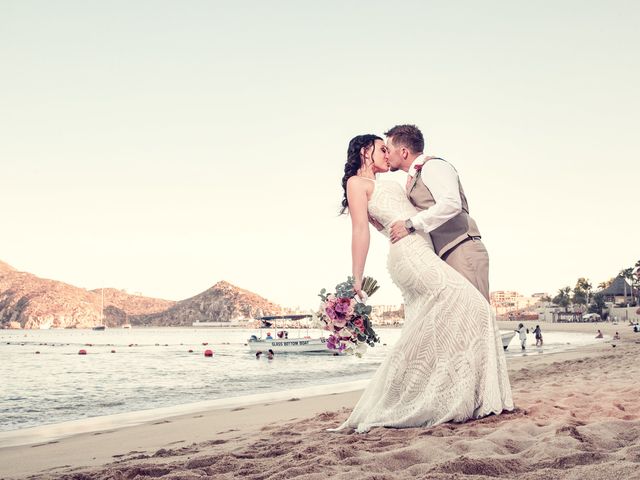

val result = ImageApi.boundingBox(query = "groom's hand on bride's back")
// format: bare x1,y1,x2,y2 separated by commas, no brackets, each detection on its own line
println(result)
390,221,409,243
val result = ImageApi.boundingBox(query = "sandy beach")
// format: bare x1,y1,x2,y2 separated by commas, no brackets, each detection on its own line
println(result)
2,321,640,480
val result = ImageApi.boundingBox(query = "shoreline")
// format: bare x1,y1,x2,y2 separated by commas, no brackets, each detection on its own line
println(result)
2,321,639,479
1,323,604,442
0,380,370,449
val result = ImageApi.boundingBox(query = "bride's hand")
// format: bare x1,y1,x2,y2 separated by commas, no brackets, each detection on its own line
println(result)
354,277,363,296
354,278,367,303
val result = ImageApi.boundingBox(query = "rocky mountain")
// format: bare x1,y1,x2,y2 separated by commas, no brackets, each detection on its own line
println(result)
131,281,282,327
0,261,283,329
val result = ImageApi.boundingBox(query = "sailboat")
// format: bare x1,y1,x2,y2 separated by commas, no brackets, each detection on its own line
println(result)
92,288,107,330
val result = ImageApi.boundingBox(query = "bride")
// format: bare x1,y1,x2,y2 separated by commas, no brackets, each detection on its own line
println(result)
330,134,514,433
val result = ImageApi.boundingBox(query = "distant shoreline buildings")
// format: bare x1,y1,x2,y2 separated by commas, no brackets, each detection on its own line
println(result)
489,291,547,317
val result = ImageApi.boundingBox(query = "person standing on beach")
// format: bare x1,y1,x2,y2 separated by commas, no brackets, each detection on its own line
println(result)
385,125,490,302
516,323,527,350
532,325,543,347
329,134,513,433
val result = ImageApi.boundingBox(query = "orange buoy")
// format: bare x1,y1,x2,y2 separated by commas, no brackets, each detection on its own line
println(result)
204,349,213,357
188,349,194,353
78,349,87,355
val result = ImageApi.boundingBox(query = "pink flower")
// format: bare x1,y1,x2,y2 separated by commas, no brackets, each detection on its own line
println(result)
346,298,356,316
326,334,344,351
353,318,365,332
332,317,347,329
334,297,351,314
325,305,337,321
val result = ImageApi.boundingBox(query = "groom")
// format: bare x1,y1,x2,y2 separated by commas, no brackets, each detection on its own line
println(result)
384,124,490,302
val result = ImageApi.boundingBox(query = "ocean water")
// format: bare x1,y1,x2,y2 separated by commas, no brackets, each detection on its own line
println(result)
0,327,601,433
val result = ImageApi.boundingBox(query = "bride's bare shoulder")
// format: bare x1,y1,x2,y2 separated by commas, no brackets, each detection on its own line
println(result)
346,176,373,192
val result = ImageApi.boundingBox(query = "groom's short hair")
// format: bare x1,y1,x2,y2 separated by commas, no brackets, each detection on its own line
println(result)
384,124,424,154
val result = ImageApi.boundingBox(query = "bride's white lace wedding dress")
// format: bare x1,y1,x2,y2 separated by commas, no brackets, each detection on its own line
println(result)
332,179,514,433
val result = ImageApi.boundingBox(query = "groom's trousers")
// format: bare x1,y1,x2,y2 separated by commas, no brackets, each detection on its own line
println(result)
442,237,490,303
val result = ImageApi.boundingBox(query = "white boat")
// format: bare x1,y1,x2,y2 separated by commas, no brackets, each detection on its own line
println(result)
248,336,331,354
500,330,516,350
248,314,333,354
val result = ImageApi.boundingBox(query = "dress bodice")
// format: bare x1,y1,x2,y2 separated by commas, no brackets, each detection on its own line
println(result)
368,179,420,236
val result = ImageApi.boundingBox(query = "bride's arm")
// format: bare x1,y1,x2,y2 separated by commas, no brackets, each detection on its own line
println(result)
346,177,370,298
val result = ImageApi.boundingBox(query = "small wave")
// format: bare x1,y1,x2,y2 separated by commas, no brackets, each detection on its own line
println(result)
96,401,126,408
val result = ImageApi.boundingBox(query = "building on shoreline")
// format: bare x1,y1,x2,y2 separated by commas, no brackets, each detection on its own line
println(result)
371,304,404,325
490,291,543,318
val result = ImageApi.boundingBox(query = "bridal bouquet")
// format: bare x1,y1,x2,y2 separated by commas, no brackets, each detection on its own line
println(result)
316,276,380,356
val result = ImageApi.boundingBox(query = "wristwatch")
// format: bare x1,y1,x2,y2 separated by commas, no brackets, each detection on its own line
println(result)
405,219,416,234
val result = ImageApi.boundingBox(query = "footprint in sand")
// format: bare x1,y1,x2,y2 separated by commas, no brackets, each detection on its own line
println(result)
41,465,71,472
208,439,227,445
31,441,59,448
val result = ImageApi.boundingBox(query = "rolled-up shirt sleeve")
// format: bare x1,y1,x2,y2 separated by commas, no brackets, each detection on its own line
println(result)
409,160,462,233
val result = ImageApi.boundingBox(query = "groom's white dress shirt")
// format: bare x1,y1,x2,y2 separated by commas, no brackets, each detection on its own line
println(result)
407,154,463,233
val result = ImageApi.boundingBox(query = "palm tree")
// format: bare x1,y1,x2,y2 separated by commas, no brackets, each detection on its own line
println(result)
576,277,592,306
598,278,615,290
553,287,572,313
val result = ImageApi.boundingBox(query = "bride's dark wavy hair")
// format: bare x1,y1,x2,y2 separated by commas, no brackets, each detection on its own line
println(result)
340,134,382,214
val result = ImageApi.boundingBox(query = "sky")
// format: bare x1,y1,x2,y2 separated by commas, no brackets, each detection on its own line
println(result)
1,1,638,310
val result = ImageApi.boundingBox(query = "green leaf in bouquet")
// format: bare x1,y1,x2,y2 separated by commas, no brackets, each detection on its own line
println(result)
335,276,356,299
355,304,369,316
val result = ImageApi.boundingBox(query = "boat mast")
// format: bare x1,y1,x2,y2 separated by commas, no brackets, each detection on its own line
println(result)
101,287,104,325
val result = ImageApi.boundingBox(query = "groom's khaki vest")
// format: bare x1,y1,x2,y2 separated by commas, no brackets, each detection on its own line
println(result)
408,157,481,258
